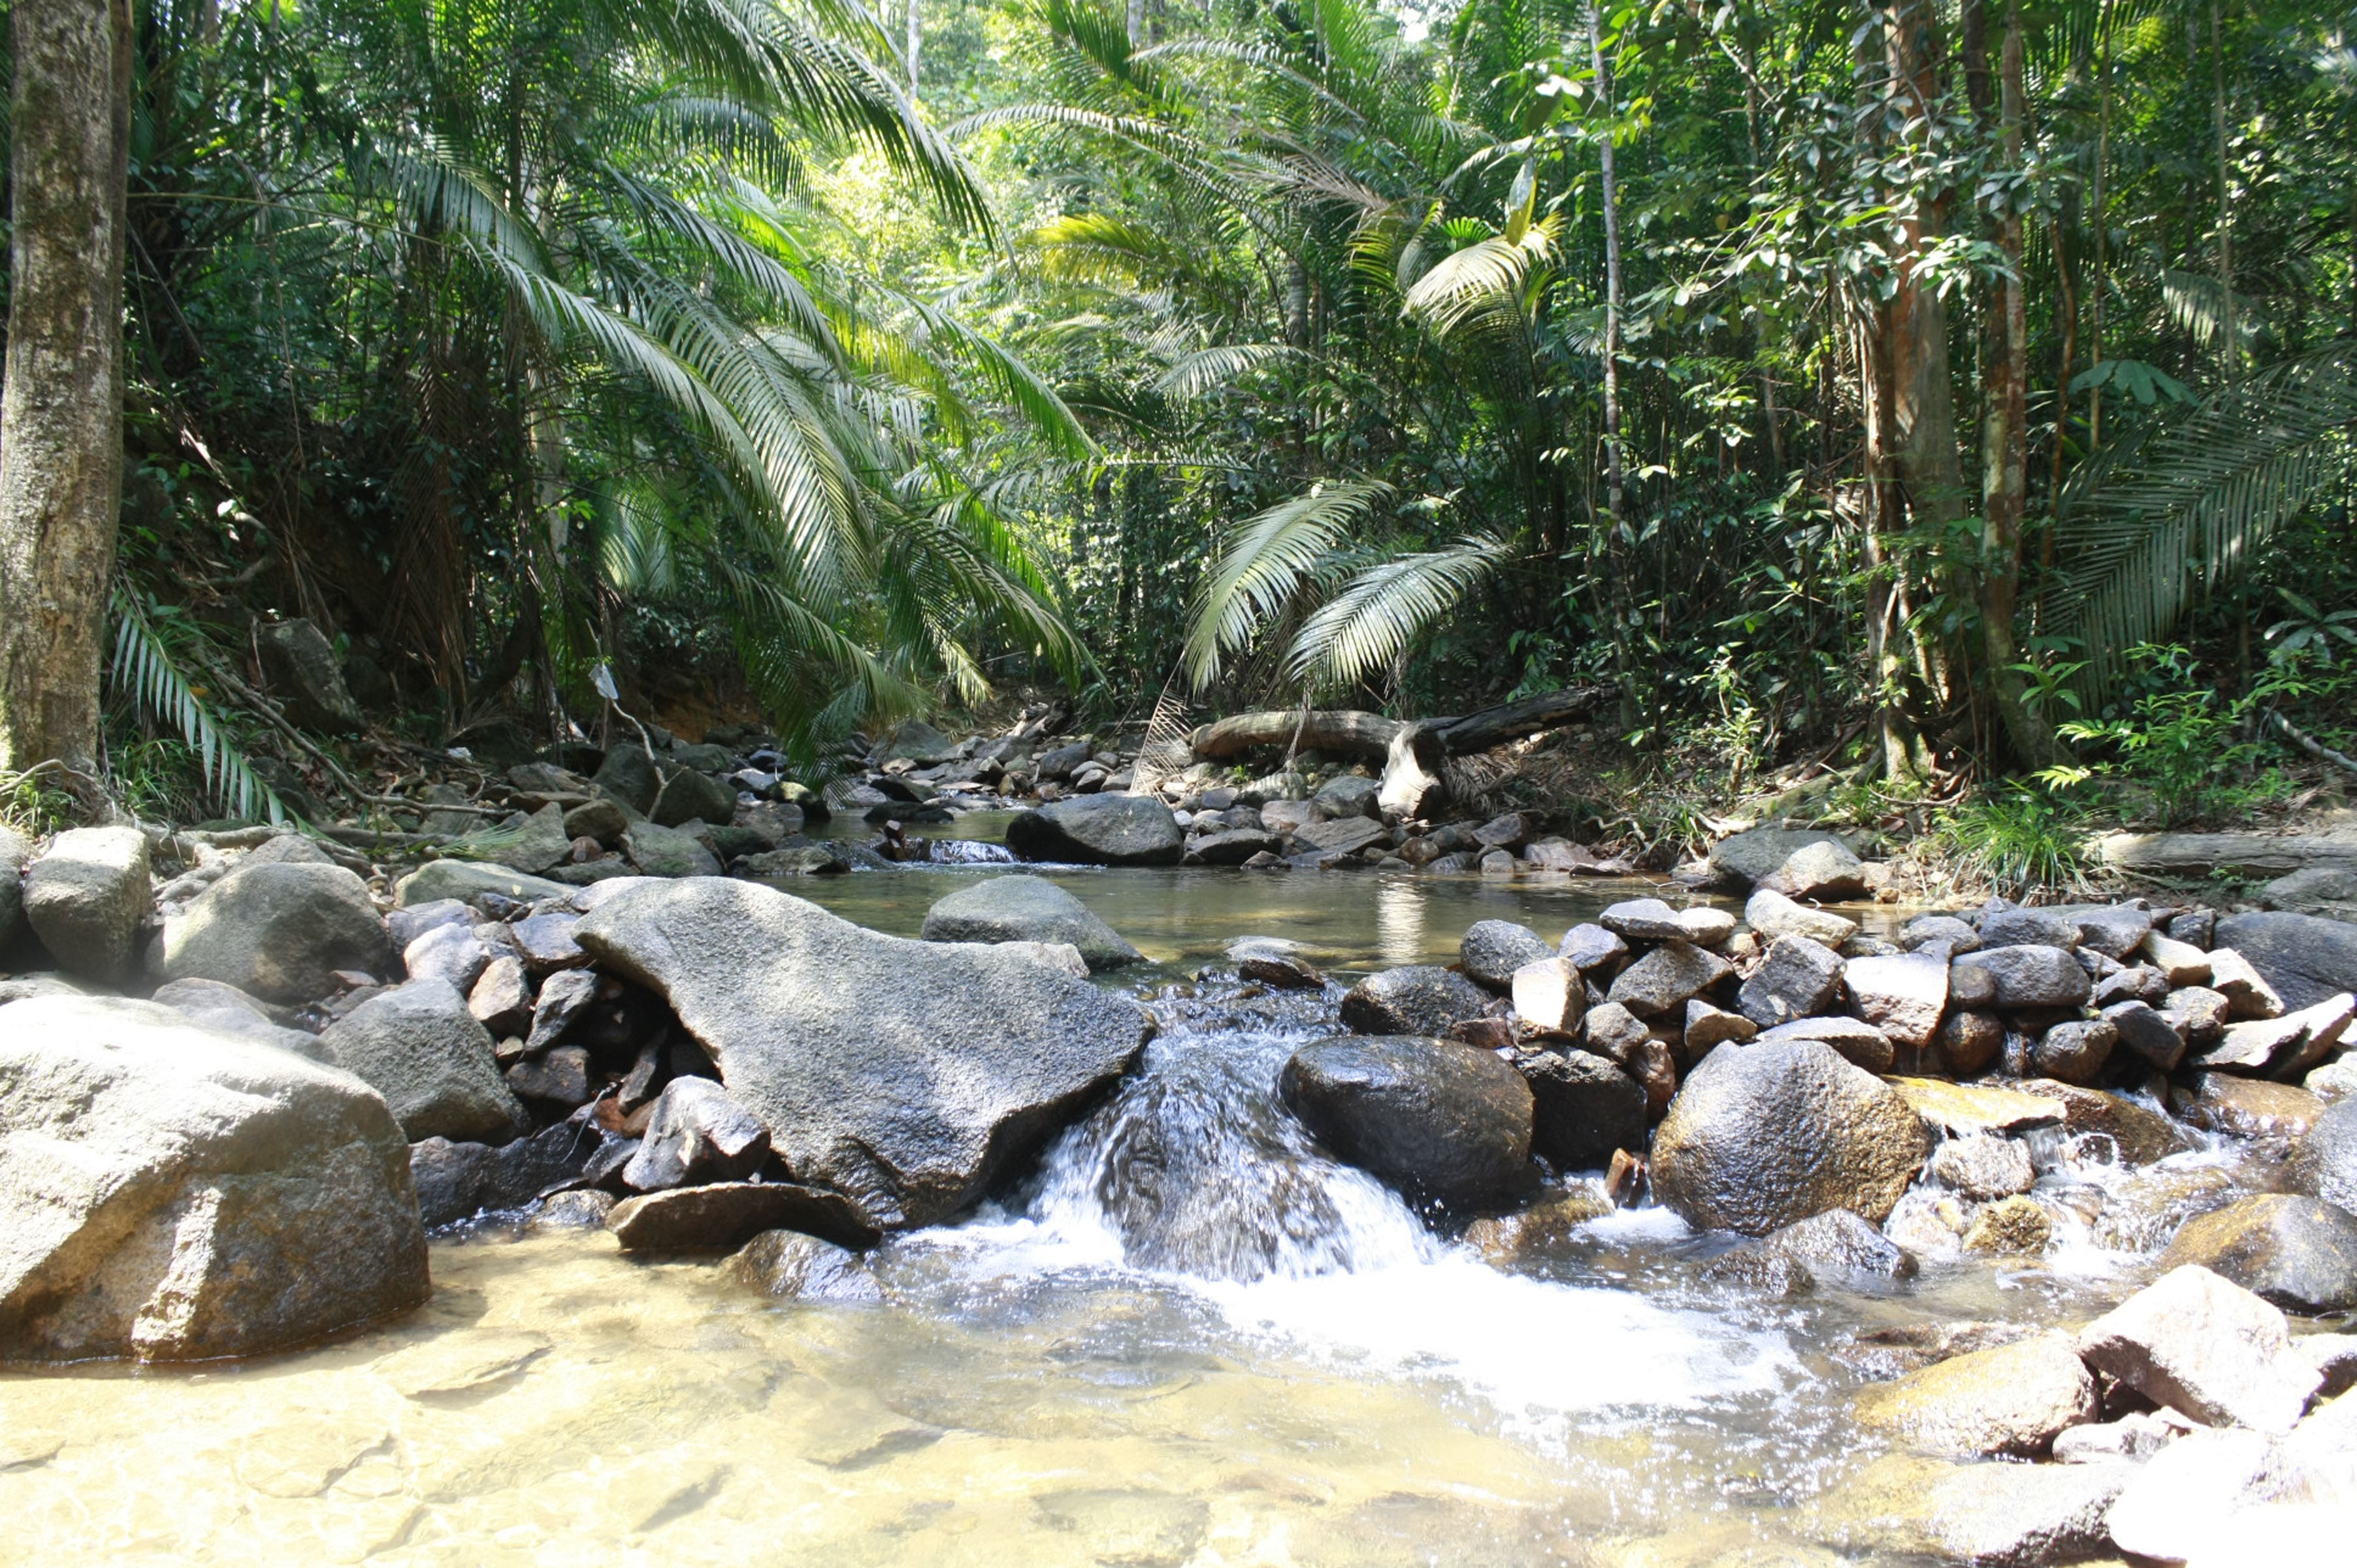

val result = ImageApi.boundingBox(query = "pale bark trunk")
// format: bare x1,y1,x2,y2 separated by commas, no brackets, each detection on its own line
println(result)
0,0,133,779
906,0,922,93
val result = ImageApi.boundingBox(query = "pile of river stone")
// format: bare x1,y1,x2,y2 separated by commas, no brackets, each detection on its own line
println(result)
0,821,1147,1363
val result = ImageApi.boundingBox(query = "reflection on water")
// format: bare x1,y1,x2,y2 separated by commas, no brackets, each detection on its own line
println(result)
0,863,2162,1565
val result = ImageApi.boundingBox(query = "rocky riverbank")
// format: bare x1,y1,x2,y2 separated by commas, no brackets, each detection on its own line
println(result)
5,774,2357,1561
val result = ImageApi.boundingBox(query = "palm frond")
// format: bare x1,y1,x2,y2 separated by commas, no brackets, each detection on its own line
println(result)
1183,478,1394,690
108,592,286,824
1287,533,1515,694
2050,345,2357,701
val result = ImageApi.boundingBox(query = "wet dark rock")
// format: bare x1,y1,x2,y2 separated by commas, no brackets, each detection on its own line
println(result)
730,1230,883,1301
2212,910,2357,1011
0,996,429,1361
23,826,150,985
1934,1009,2004,1075
1946,958,1998,1010
2030,1017,2115,1085
1650,1039,1928,1235
319,979,527,1143
1339,965,1495,1036
606,1180,877,1252
576,879,1146,1231
2008,1077,2191,1166
1740,1207,1917,1284
505,1044,591,1107
1977,906,2082,949
2162,984,2232,1045
1006,794,1184,866
257,617,365,732
562,796,630,846
159,859,390,1005
918,874,1143,971
621,1076,771,1190
1736,935,1844,1028
2093,962,2170,1007
650,765,736,829
1293,816,1388,857
1516,1048,1646,1171
1604,939,1731,1019
2159,1194,2357,1314
410,1122,602,1227
1459,920,1552,990
1279,1036,1534,1204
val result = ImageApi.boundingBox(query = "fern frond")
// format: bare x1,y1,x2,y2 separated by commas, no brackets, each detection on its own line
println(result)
1183,478,1394,690
1287,533,1514,694
107,591,287,824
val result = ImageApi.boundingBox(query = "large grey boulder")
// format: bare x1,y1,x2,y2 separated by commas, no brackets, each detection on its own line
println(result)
1005,794,1183,866
1650,1039,1928,1235
1338,965,1495,1036
1279,1036,1533,1204
881,719,957,765
574,878,1146,1230
23,826,150,984
159,860,391,1004
2214,909,2357,1011
319,979,527,1143
256,618,365,732
591,745,661,815
919,875,1143,971
1963,943,2092,1010
0,996,429,1361
1737,934,1844,1028
622,821,723,877
1706,827,1855,888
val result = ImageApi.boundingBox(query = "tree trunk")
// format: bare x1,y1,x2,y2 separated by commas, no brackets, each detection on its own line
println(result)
906,0,922,94
0,0,133,779
1967,1,2056,766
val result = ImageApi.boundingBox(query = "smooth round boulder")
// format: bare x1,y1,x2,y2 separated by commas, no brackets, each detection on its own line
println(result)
1338,965,1495,1036
729,1230,883,1301
1279,1036,1533,1204
1650,1039,1929,1235
1459,920,1552,990
918,874,1143,971
2162,1194,2357,1314
0,995,429,1362
1005,794,1184,866
160,859,392,1004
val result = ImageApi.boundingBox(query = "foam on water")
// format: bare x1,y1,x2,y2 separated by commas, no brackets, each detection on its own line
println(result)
918,1009,1800,1427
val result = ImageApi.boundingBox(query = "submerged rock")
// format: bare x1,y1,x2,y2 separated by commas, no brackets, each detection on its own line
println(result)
1650,1039,1928,1235
729,1230,883,1301
1279,1036,1533,1204
606,1180,875,1252
918,875,1143,971
576,878,1146,1230
0,996,429,1362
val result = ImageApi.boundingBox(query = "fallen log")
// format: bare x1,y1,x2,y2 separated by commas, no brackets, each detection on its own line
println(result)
1434,685,1616,754
1188,709,1403,762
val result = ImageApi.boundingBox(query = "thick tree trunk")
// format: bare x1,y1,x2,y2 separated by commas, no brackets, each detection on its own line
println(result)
1971,1,2057,766
0,0,133,779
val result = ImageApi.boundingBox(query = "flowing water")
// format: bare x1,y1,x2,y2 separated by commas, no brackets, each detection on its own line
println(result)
0,858,2264,1564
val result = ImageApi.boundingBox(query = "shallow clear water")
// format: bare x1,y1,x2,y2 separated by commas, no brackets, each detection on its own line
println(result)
0,860,2230,1564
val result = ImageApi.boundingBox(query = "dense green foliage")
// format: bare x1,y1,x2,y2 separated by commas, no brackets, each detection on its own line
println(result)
3,0,2352,832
